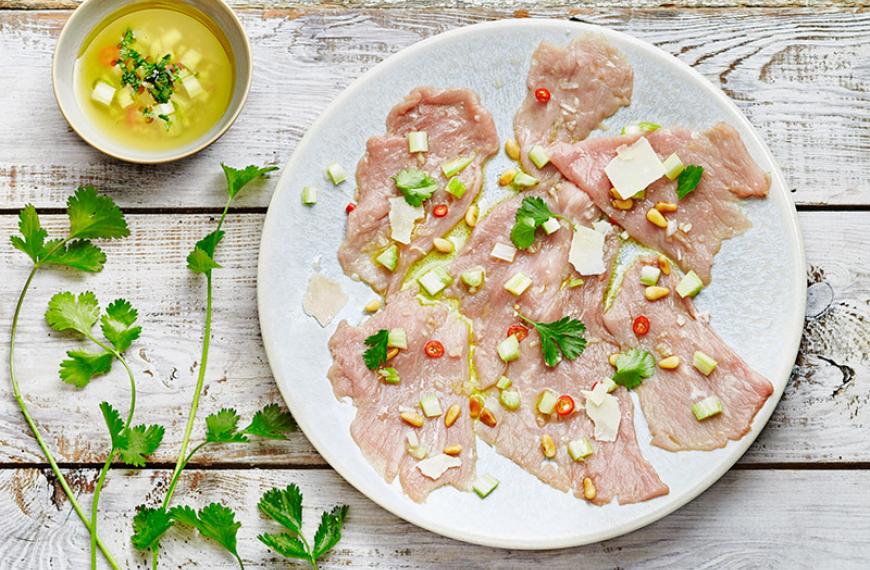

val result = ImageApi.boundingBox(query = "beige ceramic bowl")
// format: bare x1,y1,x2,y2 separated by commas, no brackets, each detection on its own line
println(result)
52,0,252,163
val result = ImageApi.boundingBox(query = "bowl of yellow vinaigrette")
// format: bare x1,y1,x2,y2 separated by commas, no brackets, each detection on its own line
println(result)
53,0,252,163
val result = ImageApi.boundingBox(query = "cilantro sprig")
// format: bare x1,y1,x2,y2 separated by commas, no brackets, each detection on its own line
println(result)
9,187,129,569
116,28,183,124
518,313,587,367
612,348,656,389
362,329,390,370
393,168,437,207
676,165,704,199
510,197,562,250
258,484,349,569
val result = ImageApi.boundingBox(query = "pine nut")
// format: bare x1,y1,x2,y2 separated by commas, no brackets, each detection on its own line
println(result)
469,395,484,419
443,444,462,456
611,198,634,210
646,208,668,228
479,407,497,428
541,434,556,458
400,412,424,428
609,187,621,199
433,237,454,253
465,204,479,227
644,286,670,301
386,347,399,360
583,477,597,500
659,355,681,369
655,201,678,213
363,299,381,313
609,353,619,367
444,404,461,427
498,169,517,186
505,139,521,161
658,255,671,275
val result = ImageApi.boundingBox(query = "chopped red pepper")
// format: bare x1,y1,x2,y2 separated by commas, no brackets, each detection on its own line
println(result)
345,202,356,214
433,204,448,218
506,324,529,342
424,340,445,358
534,87,551,103
632,315,650,337
555,395,575,416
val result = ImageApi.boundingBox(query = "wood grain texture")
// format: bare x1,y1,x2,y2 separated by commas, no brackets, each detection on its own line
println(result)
1,211,867,466
0,8,868,208
1,467,869,569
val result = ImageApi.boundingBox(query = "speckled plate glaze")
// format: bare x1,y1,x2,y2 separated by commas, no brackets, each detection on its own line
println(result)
257,19,805,550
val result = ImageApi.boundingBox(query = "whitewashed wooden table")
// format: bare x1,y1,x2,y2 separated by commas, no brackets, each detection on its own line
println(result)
1,1,868,567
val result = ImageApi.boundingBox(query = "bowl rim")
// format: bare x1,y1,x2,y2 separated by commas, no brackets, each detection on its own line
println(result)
51,0,253,164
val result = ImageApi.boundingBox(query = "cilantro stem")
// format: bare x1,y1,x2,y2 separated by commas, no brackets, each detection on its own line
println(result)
9,252,120,570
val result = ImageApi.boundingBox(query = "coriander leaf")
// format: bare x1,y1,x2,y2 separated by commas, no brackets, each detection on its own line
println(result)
612,348,655,389
66,185,129,240
100,401,125,449
131,506,173,551
187,231,224,274
510,197,556,250
393,169,437,207
312,504,349,559
676,165,704,199
59,349,113,387
45,291,100,336
521,315,587,367
194,230,225,258
168,505,200,527
362,329,390,370
118,424,165,467
44,240,107,272
191,503,243,560
101,298,141,352
205,408,248,443
10,204,47,262
242,404,296,440
258,532,310,560
258,484,303,535
222,163,279,199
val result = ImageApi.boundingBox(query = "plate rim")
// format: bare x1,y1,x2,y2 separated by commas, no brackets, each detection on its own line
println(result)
257,18,806,550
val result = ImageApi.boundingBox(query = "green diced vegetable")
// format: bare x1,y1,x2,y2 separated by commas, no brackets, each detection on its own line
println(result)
379,367,400,384
408,131,428,153
676,270,704,298
567,437,594,461
568,277,585,288
497,335,520,363
326,162,348,185
460,266,486,289
499,389,521,411
512,171,539,188
420,393,442,417
496,376,512,390
376,245,399,272
446,176,467,199
418,266,452,296
528,144,550,169
691,395,723,421
621,121,661,136
662,153,685,180
536,389,558,415
504,272,532,296
541,217,561,235
640,265,661,286
441,155,474,177
472,474,499,498
693,351,718,376
301,186,317,205
388,328,407,349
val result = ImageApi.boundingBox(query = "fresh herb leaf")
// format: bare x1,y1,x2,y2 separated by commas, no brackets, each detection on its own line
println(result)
222,163,279,199
9,205,48,262
66,185,130,240
676,165,704,199
45,240,107,272
171,503,243,564
205,408,249,443
131,506,173,551
45,291,100,336
612,348,656,389
519,314,587,367
242,404,297,439
100,298,141,352
118,424,165,467
258,484,304,534
393,168,437,207
100,401,125,449
312,505,349,559
258,533,310,560
362,329,390,370
187,230,224,274
59,349,114,388
510,197,557,250
116,29,182,108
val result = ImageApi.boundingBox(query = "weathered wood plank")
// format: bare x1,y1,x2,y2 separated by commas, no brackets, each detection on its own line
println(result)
0,9,868,208
0,210,867,466
1,467,869,568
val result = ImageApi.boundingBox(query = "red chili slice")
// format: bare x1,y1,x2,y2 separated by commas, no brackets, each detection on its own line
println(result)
345,202,356,214
555,395,575,416
534,87,551,103
424,340,445,358
433,204,448,218
506,324,529,342
632,315,650,337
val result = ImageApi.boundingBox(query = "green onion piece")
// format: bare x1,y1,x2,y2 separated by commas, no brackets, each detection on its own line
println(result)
639,265,661,286
376,245,399,272
460,266,486,289
567,437,594,461
541,217,561,235
301,186,317,205
536,389,558,415
441,155,474,177
621,121,661,136
497,335,520,363
512,171,539,188
408,131,428,153
499,389,521,411
420,393,442,417
388,328,407,349
676,270,704,298
693,351,718,376
568,277,585,288
504,272,532,296
496,375,512,390
445,176,467,199
379,367,400,384
472,474,500,498
528,144,550,169
418,266,453,296
662,153,685,180
326,162,348,185
691,395,723,421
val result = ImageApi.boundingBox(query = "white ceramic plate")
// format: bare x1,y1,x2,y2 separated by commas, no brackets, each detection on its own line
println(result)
258,19,805,549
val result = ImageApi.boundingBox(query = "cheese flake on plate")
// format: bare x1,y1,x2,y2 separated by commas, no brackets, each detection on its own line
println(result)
569,225,606,276
389,197,424,244
605,137,666,199
302,274,348,327
416,453,462,480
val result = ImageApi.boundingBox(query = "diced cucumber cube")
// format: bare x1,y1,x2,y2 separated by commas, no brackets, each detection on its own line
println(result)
418,266,453,296
512,171,539,188
541,217,561,235
662,153,685,181
693,351,718,376
676,270,704,298
446,176,467,199
379,367,400,384
472,474,499,498
568,437,594,461
441,155,474,178
536,389,558,415
528,144,550,169
640,265,662,286
376,245,399,271
497,335,520,363
496,376,512,390
499,389,521,411
692,395,723,421
490,242,517,262
301,186,317,205
420,393,442,417
388,328,407,349
408,131,428,153
326,162,347,185
504,272,532,296
460,267,486,289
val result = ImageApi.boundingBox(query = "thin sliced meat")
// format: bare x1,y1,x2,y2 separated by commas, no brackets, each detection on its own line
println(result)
548,123,770,283
339,87,499,294
327,291,476,501
514,36,633,186
476,341,668,505
603,257,774,451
